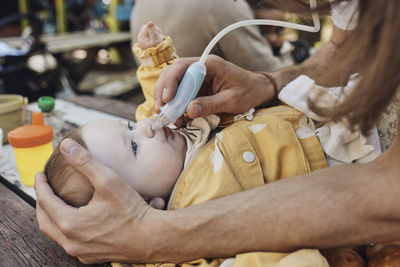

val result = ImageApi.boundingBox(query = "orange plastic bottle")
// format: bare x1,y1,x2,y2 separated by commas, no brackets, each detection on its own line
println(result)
8,112,53,186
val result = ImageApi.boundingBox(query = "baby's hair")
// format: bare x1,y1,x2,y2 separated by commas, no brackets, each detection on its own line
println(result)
44,128,94,207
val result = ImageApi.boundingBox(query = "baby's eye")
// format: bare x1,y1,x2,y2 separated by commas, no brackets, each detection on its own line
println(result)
131,141,138,154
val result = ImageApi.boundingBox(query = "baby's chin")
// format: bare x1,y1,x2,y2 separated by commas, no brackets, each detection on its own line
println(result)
134,173,179,203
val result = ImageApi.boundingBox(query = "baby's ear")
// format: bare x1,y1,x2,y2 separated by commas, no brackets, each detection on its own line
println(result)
149,197,165,210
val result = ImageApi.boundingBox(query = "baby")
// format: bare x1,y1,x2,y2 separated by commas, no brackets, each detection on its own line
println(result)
46,23,196,209
45,118,187,209
45,22,366,267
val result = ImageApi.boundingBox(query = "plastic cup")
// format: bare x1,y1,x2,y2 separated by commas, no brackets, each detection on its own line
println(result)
8,112,53,186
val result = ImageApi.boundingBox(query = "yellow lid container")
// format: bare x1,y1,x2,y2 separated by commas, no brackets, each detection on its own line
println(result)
8,112,54,186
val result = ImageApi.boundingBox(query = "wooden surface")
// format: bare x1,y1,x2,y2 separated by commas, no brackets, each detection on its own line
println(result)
0,31,131,53
0,178,109,267
65,95,138,120
78,69,139,97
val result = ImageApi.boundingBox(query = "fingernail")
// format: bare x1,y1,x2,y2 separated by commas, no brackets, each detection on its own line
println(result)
61,139,80,155
193,104,202,116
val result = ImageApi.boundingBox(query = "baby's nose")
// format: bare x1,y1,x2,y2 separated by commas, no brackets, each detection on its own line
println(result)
141,122,154,138
144,124,154,138
135,119,155,138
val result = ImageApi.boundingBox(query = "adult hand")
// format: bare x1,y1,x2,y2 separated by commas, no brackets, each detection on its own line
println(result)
154,55,276,123
35,138,158,264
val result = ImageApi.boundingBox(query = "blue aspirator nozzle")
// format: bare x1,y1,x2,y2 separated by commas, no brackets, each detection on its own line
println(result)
152,61,206,130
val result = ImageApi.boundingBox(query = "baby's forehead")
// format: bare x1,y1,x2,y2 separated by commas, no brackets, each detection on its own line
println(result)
81,119,128,145
81,120,125,136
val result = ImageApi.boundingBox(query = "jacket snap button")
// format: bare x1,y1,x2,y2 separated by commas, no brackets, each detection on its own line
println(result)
243,151,255,163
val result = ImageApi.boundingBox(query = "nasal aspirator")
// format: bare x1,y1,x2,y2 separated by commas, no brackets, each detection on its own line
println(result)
152,62,206,130
152,0,320,131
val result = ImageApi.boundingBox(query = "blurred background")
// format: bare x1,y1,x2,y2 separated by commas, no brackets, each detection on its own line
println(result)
0,0,333,105
0,0,139,103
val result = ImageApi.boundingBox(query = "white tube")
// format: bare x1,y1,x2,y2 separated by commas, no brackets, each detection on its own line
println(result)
199,0,320,64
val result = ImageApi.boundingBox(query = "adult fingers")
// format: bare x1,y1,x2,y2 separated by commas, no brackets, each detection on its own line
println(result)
154,57,198,113
36,202,95,262
59,138,123,194
186,89,238,118
173,116,185,128
34,172,77,229
36,201,67,246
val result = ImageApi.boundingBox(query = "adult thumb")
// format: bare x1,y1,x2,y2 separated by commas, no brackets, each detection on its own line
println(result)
60,138,119,192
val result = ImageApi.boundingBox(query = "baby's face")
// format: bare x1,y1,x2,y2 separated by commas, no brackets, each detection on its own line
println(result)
81,119,186,199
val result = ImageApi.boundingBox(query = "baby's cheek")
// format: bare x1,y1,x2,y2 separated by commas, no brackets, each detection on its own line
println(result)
150,157,181,182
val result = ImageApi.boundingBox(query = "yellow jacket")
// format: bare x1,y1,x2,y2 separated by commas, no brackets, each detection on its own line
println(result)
168,105,327,211
115,38,329,267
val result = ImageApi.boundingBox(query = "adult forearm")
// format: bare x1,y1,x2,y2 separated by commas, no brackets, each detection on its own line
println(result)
270,25,355,91
148,154,400,263
270,40,340,92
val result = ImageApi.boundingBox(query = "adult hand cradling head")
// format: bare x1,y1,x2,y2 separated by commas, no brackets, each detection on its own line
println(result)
35,138,159,263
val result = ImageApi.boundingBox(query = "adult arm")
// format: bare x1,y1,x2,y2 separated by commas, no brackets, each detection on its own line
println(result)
152,139,400,263
269,24,352,89
154,25,351,119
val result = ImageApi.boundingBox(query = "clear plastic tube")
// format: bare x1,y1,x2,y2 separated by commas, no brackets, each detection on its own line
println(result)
199,0,320,64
